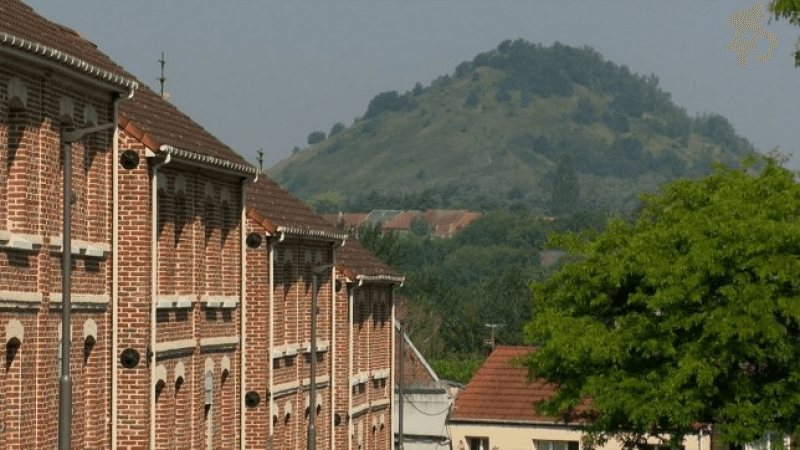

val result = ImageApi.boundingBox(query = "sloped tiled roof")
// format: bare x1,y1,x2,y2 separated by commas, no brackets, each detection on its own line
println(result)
246,176,347,240
1,0,255,172
335,239,403,281
449,346,591,424
384,210,424,231
0,0,132,86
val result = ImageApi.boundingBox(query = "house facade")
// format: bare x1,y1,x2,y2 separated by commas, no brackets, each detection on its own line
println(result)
447,346,712,450
0,2,402,450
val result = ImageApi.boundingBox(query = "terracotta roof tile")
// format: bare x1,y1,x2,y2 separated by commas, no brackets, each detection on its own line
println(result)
449,346,591,423
0,0,254,171
246,176,345,239
383,211,423,231
335,239,403,280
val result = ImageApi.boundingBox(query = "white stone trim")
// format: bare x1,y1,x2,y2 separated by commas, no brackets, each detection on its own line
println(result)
50,293,108,304
273,380,299,396
0,230,42,251
7,77,27,109
284,400,293,417
49,236,109,257
157,173,167,191
82,318,97,342
301,375,330,387
371,398,391,408
5,319,23,343
200,336,239,348
174,175,187,196
154,364,167,386
0,291,41,302
285,345,298,356
205,357,215,373
350,372,369,386
154,339,196,354
221,356,230,374
371,370,389,380
83,104,97,126
350,403,369,417
220,187,231,206
271,344,286,359
59,96,74,123
174,362,185,383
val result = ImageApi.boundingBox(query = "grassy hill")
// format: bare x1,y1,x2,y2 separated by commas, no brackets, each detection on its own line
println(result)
268,39,754,214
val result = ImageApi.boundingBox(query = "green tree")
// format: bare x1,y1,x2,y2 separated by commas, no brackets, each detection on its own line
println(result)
768,0,800,66
355,221,403,269
329,122,346,137
307,130,326,145
552,155,580,214
524,155,800,448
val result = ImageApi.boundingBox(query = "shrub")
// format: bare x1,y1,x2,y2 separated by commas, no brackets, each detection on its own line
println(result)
307,131,326,145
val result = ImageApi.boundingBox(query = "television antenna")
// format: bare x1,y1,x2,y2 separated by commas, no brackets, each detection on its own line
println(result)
158,51,169,100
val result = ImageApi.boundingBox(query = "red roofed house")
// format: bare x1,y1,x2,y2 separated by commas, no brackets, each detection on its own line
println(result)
447,346,711,450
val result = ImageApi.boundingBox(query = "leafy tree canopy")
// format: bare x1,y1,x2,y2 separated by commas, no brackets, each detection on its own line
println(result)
524,155,800,448
769,0,800,66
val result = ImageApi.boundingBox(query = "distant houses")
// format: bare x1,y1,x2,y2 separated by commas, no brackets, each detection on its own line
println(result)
447,346,712,450
323,209,483,238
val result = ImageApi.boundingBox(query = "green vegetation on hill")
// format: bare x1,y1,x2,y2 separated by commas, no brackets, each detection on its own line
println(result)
268,39,755,215
351,208,614,376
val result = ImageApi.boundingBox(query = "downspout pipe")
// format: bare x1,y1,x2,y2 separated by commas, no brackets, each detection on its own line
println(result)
150,153,172,450
240,173,257,450
268,239,275,449
348,283,354,450
112,87,135,450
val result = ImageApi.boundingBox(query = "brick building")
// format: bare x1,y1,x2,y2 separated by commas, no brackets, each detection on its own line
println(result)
0,2,402,450
333,239,404,450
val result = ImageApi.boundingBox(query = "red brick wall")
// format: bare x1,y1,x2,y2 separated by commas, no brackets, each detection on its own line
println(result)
0,63,114,450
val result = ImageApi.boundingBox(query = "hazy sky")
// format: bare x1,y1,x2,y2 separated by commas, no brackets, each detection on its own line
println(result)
24,0,800,170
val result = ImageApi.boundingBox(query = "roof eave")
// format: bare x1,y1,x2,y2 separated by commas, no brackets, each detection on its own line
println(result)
275,225,348,242
159,144,259,177
0,32,138,92
354,274,405,285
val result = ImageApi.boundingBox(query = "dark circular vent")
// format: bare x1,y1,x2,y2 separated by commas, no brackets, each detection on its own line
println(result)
334,413,342,426
120,150,139,170
246,233,262,249
120,348,140,369
335,280,343,292
245,391,261,408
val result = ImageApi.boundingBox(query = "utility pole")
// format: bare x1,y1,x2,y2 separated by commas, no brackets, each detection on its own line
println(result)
397,317,406,450
59,122,115,450
309,263,333,450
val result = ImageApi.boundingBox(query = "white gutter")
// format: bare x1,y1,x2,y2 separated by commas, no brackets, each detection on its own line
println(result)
356,274,405,287
112,87,136,450
0,32,138,91
158,144,258,177
274,225,348,242
240,173,257,450
349,284,354,450
269,239,275,444
150,153,171,450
